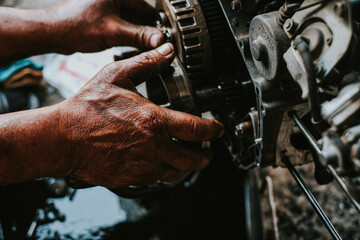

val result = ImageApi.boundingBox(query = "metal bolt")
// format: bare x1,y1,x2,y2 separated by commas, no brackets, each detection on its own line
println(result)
284,19,298,34
334,2,347,17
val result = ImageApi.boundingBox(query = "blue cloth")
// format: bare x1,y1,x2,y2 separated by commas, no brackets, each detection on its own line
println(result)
0,58,43,82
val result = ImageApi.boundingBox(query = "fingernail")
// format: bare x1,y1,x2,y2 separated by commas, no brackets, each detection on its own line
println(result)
150,33,161,48
157,43,173,56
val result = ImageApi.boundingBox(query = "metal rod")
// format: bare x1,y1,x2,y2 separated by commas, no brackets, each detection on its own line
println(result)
290,112,360,214
282,156,342,240
289,111,322,156
294,38,322,124
328,165,360,213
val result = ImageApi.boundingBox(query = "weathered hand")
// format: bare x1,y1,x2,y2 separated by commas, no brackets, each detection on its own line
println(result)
58,44,224,189
50,0,164,53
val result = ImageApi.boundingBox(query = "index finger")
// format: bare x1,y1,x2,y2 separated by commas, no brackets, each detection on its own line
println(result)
163,108,224,142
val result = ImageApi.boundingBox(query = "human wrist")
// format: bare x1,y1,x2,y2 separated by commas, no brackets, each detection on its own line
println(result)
0,105,68,184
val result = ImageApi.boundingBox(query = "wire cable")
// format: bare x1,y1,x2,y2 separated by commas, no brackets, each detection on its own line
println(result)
294,37,322,124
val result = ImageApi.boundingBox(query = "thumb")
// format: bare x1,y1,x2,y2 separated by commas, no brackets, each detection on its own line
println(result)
113,43,175,86
117,20,164,49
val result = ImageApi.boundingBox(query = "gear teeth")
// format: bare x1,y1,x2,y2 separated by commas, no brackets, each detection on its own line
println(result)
167,0,212,86
198,0,231,71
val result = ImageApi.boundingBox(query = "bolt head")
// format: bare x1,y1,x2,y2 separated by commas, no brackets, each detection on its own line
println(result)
284,19,298,34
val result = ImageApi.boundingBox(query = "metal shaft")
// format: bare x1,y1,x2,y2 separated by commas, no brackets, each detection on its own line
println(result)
289,111,321,156
282,157,341,240
290,111,360,213
328,165,360,213
288,112,341,239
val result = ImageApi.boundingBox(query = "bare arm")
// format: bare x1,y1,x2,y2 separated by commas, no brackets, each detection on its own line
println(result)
0,106,65,184
0,0,163,65
0,45,224,187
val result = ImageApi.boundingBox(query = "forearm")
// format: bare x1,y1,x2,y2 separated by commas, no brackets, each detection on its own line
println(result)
0,7,68,66
0,105,65,185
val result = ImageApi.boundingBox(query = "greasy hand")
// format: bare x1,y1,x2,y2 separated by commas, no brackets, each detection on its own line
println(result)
50,0,163,53
57,44,224,189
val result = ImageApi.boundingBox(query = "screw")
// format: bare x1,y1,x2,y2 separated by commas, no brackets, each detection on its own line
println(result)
284,19,298,34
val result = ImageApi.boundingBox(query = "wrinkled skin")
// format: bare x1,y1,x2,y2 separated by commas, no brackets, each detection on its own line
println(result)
49,0,164,53
0,0,163,65
59,44,224,188
0,0,224,188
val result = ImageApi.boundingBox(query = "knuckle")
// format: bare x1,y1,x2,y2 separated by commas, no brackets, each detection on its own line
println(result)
137,52,157,69
125,52,158,80
100,62,125,83
135,26,152,48
188,118,201,136
141,107,166,134
102,62,119,77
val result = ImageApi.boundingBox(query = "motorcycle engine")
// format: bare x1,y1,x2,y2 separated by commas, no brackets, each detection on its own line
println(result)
147,0,360,207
